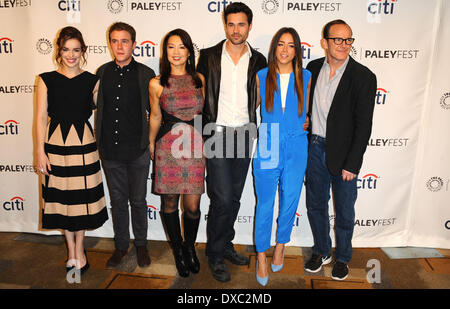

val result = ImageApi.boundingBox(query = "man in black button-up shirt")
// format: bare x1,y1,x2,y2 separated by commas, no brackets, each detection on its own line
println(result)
101,58,142,161
95,22,155,268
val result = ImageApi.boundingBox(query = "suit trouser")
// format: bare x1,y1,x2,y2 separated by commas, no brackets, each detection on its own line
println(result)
101,148,150,251
205,127,251,260
253,134,308,253
305,135,357,264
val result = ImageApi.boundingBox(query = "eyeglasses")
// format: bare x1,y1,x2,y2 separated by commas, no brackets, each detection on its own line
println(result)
326,37,355,45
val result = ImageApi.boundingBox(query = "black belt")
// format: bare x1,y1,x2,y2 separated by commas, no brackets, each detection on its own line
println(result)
156,108,201,142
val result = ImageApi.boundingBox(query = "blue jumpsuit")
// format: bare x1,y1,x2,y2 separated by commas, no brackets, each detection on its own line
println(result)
253,67,311,253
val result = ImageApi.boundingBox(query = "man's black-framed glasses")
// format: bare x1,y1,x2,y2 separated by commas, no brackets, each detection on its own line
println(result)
326,37,355,45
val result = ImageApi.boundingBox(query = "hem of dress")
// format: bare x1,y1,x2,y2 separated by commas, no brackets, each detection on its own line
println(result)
41,207,109,232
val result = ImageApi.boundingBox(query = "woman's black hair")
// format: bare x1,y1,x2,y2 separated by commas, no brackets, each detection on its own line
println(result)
160,28,202,88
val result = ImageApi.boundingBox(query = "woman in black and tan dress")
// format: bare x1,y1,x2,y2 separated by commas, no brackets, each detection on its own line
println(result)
35,26,108,275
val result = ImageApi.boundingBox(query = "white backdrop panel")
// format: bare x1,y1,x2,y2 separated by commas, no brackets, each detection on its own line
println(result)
0,0,449,249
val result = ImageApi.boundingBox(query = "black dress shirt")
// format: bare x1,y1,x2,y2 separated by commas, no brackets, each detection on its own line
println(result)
101,58,143,161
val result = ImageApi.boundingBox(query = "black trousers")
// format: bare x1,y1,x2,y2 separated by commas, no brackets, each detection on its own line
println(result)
205,127,252,260
101,148,150,250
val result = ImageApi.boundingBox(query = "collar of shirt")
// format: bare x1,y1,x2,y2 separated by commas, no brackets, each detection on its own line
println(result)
222,40,252,62
216,40,251,127
114,57,137,72
322,55,349,77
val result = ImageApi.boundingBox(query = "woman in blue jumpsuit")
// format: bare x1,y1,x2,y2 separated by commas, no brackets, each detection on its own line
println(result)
253,27,311,286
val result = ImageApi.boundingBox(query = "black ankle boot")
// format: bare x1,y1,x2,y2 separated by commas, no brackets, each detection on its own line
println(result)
162,210,190,277
183,243,200,274
183,213,201,274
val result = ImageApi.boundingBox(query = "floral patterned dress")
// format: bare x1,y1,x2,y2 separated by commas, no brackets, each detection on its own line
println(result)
153,74,205,194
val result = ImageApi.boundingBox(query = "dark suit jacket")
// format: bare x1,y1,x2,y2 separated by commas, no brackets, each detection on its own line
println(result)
95,60,155,157
306,56,377,176
196,40,267,138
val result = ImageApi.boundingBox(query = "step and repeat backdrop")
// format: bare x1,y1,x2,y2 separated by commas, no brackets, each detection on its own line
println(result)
1,0,449,248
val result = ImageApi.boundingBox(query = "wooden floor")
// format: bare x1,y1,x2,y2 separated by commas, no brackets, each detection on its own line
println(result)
0,232,449,292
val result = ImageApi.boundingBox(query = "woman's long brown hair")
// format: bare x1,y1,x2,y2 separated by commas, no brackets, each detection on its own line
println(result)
265,27,304,116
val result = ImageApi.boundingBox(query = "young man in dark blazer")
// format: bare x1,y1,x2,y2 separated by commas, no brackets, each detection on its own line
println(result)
95,22,155,268
196,2,266,282
304,20,377,280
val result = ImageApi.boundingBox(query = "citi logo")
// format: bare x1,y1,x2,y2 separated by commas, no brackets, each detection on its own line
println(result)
357,173,379,190
375,88,388,105
301,42,312,60
368,0,396,15
133,40,157,58
147,205,159,220
0,120,19,135
293,212,301,227
3,196,24,211
58,0,80,11
0,37,13,54
208,0,232,12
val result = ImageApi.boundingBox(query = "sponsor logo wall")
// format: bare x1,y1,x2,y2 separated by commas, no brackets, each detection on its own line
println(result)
0,0,449,249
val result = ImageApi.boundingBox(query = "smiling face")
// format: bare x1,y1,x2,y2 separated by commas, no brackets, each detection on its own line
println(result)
321,23,352,64
275,32,296,68
59,38,82,69
110,30,136,67
166,35,189,69
225,12,252,46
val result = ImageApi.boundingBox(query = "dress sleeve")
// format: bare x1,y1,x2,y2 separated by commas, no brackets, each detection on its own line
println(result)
88,72,100,90
39,72,52,88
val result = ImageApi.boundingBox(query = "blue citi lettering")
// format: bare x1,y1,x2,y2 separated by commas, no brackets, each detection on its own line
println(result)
293,213,300,227
3,197,24,211
375,88,387,105
133,41,156,58
208,0,232,12
148,206,158,220
0,38,13,54
0,121,19,135
58,0,80,11
301,43,312,60
368,0,396,15
357,174,379,190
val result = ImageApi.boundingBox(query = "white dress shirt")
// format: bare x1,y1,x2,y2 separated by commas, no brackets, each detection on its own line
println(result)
311,56,349,138
216,40,252,127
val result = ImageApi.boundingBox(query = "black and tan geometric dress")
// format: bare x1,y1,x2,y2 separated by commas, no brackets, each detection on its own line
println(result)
39,71,108,232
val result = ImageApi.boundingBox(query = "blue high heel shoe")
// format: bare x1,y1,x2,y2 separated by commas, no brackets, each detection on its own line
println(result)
270,247,285,272
256,259,268,287
271,261,283,272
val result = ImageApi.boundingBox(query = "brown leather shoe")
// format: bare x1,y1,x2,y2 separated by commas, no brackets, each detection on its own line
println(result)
136,246,151,267
106,249,128,268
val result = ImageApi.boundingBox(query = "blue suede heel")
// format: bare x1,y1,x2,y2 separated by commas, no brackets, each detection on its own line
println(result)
256,259,268,286
271,246,285,272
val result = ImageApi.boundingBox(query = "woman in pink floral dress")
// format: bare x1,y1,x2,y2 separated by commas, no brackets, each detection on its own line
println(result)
149,29,205,277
